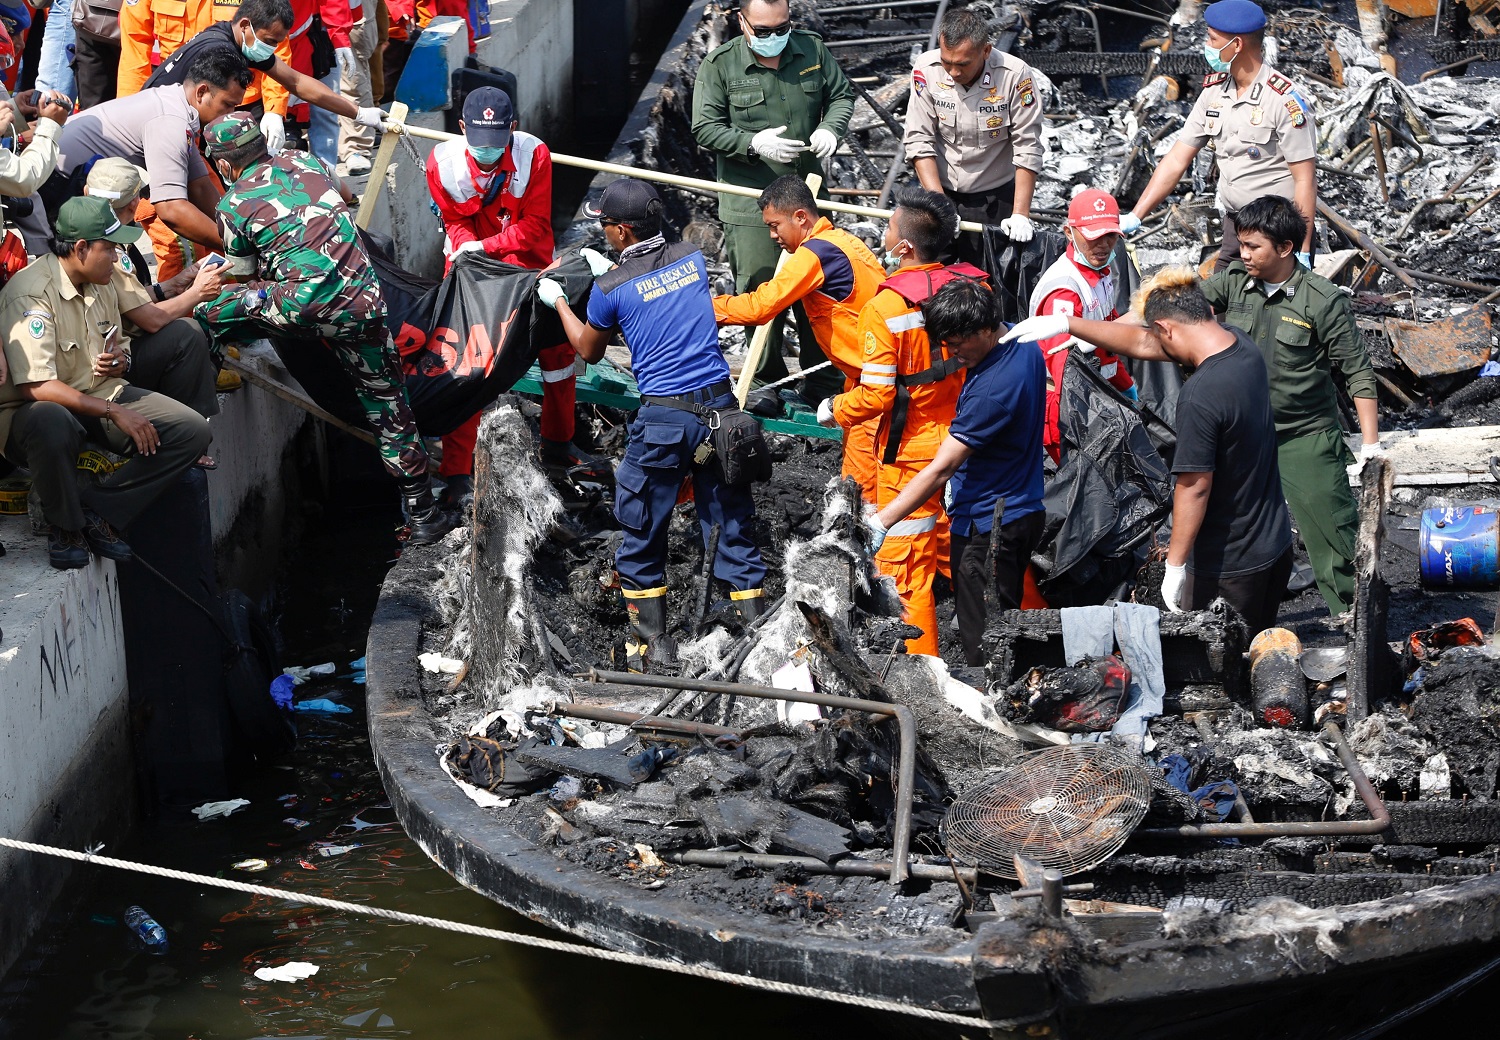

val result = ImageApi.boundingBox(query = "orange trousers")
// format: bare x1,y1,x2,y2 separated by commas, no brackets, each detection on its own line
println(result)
135,199,189,281
842,417,878,504
874,455,948,657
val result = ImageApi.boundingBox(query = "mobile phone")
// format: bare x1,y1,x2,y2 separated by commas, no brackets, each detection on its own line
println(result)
101,324,120,347
204,253,226,267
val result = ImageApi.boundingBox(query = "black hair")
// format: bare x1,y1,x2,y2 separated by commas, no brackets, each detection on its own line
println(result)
938,7,991,49
1135,268,1216,326
923,277,1000,345
1232,194,1305,252
186,50,253,91
892,186,958,262
49,238,78,258
235,0,294,31
758,174,816,216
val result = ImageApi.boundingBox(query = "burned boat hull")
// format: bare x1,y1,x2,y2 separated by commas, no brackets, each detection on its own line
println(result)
368,551,1500,1039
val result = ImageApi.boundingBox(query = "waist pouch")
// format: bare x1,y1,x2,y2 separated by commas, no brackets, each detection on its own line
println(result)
642,394,772,487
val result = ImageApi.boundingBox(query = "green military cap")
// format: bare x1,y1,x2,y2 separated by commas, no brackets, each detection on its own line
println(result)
203,112,264,158
54,196,144,244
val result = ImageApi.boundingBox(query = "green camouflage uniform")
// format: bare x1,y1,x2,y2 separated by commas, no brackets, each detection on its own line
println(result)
196,148,427,481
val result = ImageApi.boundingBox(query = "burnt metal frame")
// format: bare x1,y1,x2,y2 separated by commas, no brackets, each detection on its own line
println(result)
578,668,918,884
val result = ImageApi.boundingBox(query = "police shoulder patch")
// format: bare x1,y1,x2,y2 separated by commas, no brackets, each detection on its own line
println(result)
1285,97,1307,127
1203,71,1228,88
1017,76,1036,107
1266,72,1293,95
912,68,926,95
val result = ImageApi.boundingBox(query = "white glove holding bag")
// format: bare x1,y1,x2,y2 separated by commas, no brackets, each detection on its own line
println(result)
580,247,615,276
751,125,806,165
260,112,285,155
537,278,569,311
1161,563,1187,613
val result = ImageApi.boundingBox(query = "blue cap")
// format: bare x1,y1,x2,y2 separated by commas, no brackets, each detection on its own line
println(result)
462,87,514,149
1203,0,1266,34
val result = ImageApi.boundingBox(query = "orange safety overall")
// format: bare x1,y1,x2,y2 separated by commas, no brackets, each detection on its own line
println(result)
712,216,885,502
833,261,986,655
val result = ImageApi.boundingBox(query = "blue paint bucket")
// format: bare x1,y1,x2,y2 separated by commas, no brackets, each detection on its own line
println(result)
1420,505,1500,588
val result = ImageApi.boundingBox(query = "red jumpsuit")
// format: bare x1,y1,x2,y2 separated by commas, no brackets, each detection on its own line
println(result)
1029,245,1136,463
833,261,986,656
425,133,576,478
286,0,354,125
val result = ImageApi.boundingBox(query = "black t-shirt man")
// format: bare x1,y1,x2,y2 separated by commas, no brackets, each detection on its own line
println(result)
144,23,277,93
1172,328,1293,582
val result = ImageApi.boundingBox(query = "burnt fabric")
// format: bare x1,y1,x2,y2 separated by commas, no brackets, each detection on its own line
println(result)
1033,353,1173,606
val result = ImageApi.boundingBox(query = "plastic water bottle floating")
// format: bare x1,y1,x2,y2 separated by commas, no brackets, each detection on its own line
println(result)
123,906,169,955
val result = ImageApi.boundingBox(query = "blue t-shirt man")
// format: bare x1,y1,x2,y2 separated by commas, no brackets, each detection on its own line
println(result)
946,334,1046,537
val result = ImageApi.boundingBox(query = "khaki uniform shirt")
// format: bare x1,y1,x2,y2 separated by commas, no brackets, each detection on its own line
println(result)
0,254,129,448
0,118,62,197
1181,64,1317,214
690,30,855,225
903,48,1044,194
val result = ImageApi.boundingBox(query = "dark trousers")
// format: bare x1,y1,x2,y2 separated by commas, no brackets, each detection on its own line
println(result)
127,318,221,420
71,33,120,110
1186,545,1295,638
949,181,1015,270
5,387,211,532
613,396,766,595
951,509,1046,667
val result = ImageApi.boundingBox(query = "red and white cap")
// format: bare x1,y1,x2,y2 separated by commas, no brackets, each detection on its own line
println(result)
1067,189,1123,240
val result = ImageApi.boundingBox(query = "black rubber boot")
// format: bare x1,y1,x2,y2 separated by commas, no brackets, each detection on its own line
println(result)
81,509,132,562
439,473,475,515
733,589,768,623
622,592,678,674
541,438,615,485
403,480,457,546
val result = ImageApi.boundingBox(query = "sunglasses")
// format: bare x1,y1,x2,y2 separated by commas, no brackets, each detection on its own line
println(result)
740,14,792,38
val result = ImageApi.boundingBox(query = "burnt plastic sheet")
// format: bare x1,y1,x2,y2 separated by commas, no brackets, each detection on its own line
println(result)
1032,354,1173,606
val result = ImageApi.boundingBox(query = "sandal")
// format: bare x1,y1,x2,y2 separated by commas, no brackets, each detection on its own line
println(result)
194,454,219,471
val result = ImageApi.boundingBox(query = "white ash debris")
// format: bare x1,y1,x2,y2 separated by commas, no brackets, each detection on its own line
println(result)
1165,896,1346,965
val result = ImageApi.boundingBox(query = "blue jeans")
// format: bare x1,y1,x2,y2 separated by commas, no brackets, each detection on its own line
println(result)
307,67,340,165
36,0,77,97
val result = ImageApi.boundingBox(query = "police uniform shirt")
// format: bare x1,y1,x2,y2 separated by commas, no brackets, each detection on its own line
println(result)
56,87,211,203
1181,64,1317,214
0,253,129,448
945,334,1046,537
144,21,278,91
903,47,1045,195
586,240,730,398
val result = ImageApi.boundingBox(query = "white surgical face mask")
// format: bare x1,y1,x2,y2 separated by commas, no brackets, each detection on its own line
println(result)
882,241,909,272
241,25,275,61
743,17,791,58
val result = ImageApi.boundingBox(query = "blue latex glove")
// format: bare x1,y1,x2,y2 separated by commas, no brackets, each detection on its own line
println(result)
1296,251,1312,269
864,513,888,552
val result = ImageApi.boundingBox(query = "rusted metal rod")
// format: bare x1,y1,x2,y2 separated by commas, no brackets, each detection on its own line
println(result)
551,702,741,738
1137,722,1390,839
666,849,977,885
581,668,918,885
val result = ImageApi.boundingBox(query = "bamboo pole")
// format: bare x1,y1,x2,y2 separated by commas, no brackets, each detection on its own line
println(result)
357,102,409,230
734,173,822,406
382,119,986,233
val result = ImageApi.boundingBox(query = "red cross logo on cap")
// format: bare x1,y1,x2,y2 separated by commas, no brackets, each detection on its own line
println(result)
483,108,495,120
1094,198,1107,212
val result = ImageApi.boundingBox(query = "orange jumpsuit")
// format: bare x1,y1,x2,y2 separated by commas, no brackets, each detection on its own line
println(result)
833,261,985,655
712,216,885,502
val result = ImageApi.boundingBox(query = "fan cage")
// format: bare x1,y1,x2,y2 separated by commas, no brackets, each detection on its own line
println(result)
940,743,1153,880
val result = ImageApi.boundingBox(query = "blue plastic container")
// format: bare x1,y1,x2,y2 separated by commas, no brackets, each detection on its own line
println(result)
1420,505,1500,588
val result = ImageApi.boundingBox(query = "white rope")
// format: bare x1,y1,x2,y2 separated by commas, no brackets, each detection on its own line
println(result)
0,836,1012,1031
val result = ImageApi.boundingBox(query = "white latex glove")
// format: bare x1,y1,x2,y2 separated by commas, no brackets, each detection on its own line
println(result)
580,247,615,276
864,512,888,552
815,397,835,426
355,106,385,129
750,125,806,165
1161,563,1187,613
537,277,569,310
335,46,357,79
808,127,838,159
1000,314,1069,344
1120,212,1143,235
260,111,285,155
452,240,486,256
999,213,1034,243
1346,441,1384,477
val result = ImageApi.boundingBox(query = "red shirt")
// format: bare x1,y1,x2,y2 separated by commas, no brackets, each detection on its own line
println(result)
426,133,554,272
